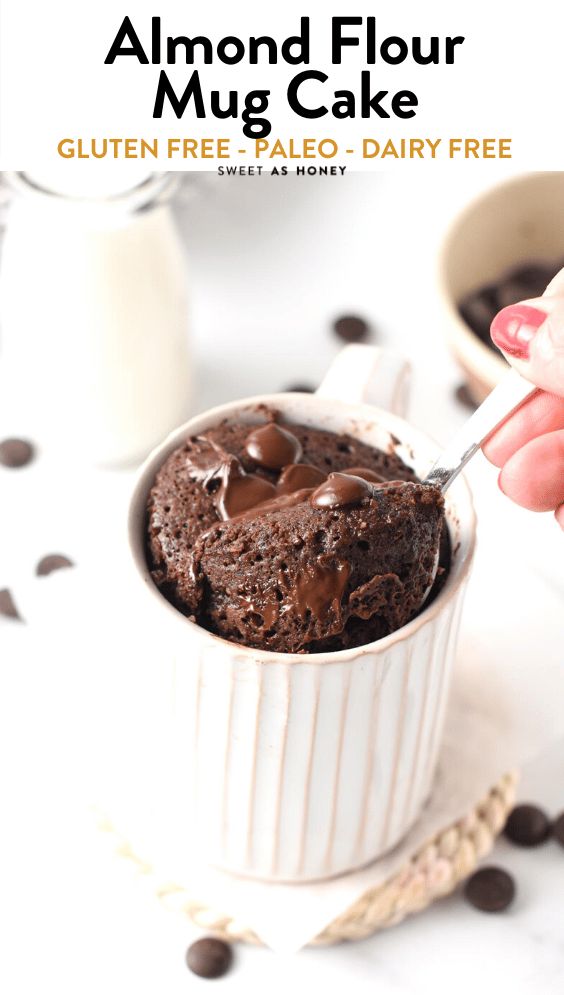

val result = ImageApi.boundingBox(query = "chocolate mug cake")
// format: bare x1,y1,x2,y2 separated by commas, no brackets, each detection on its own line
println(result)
147,414,448,653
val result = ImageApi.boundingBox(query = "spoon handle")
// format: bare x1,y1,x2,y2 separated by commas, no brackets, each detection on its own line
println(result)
424,370,538,493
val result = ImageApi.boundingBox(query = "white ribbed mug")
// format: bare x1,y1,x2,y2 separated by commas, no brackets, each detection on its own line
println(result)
128,345,476,882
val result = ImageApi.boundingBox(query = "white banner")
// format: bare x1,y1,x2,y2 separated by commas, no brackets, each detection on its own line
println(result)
1,0,563,172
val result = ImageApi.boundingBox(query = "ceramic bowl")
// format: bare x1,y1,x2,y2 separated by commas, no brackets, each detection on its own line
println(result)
438,172,564,402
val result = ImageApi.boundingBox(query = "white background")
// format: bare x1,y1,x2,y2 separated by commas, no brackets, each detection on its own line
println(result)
1,0,564,170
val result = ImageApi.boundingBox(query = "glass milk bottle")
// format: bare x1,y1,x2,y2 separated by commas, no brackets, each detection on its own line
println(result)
0,171,192,465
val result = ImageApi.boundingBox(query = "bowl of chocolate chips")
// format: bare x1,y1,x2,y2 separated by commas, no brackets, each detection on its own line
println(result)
439,172,564,403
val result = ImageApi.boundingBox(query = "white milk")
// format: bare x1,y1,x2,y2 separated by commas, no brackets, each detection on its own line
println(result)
0,172,191,465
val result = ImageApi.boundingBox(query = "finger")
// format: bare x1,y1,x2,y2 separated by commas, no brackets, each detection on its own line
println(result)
555,504,564,530
490,297,564,397
498,429,564,512
483,390,564,467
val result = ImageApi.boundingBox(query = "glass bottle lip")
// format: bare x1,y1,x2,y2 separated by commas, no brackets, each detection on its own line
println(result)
4,170,179,215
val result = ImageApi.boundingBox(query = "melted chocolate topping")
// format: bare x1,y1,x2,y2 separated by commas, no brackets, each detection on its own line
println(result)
185,430,382,529
310,472,374,509
244,423,302,470
235,556,351,640
229,488,314,523
345,466,386,484
221,473,277,518
276,462,327,495
292,557,351,623
185,439,276,520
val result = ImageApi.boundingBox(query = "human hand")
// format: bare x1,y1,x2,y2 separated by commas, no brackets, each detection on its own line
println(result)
482,267,564,529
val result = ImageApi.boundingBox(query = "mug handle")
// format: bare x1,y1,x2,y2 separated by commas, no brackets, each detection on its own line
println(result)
316,344,411,417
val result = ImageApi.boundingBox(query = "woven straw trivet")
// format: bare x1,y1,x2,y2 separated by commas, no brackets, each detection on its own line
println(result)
97,770,517,946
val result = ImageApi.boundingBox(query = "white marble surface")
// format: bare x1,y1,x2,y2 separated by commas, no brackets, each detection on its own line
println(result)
1,172,563,992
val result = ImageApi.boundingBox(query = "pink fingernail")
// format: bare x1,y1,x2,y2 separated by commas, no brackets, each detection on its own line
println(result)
490,305,546,359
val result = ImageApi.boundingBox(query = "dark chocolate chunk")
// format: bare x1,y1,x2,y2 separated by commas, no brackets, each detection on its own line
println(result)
277,463,326,495
455,384,479,411
185,937,233,979
458,286,499,342
36,554,74,577
283,383,316,393
457,258,562,356
496,283,529,311
183,439,277,520
497,263,556,310
345,466,386,484
310,471,373,509
0,588,21,621
552,812,564,848
464,866,515,912
220,473,277,519
333,315,370,343
504,804,551,847
510,262,556,289
0,438,35,469
245,423,302,470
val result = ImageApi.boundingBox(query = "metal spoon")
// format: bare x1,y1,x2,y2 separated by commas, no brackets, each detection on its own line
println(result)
424,369,538,492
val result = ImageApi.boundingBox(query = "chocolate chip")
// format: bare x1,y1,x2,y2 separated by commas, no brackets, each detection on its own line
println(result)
504,803,551,847
284,383,316,393
185,937,233,979
458,287,499,342
0,438,35,469
511,262,556,289
496,263,556,310
36,554,74,577
333,315,370,343
551,811,564,848
0,588,21,621
464,866,515,912
458,259,562,356
454,383,478,411
245,423,302,470
310,471,373,509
